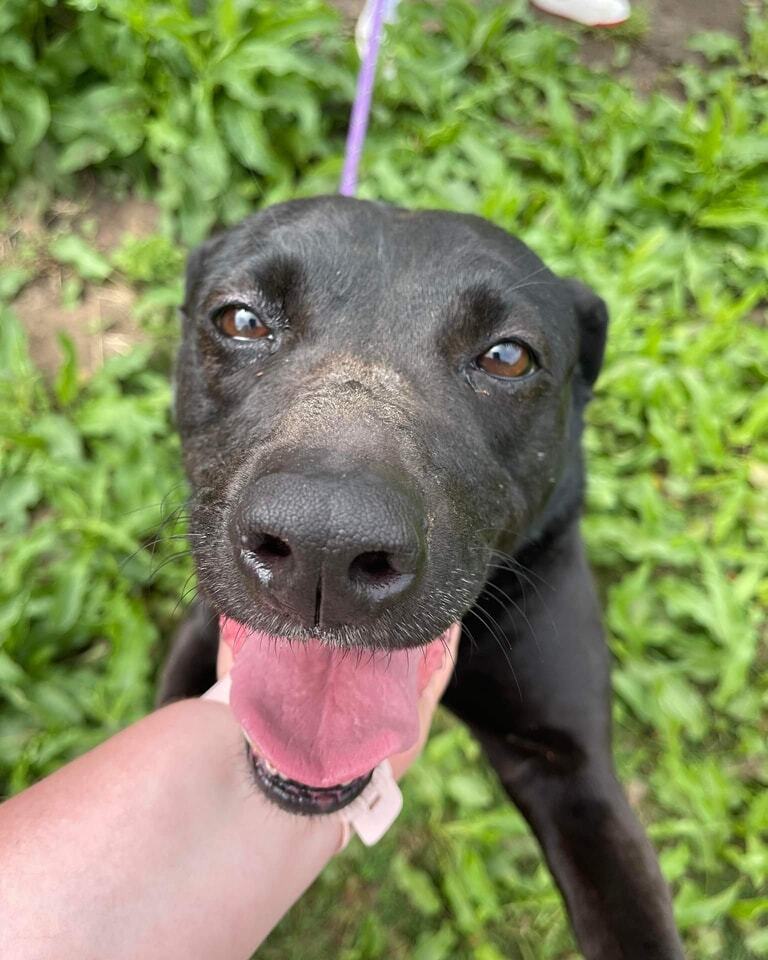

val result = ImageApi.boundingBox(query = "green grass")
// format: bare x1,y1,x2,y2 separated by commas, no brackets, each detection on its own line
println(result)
1,1,767,957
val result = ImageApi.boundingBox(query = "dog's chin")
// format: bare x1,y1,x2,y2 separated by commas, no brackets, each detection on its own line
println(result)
245,740,372,815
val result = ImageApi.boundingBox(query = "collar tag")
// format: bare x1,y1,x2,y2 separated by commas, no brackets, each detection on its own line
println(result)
342,759,402,846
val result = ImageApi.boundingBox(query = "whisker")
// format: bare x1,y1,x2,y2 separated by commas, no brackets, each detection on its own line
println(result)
149,549,194,581
118,534,201,574
483,578,543,658
466,601,523,702
171,574,199,618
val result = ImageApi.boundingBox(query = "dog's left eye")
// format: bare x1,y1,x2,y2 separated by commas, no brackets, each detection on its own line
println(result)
477,340,536,379
216,306,272,341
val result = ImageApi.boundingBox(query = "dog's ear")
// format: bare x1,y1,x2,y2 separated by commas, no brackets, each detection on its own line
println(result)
565,278,609,387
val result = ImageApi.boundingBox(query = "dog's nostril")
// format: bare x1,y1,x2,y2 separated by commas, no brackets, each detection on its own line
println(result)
349,550,397,584
254,533,292,562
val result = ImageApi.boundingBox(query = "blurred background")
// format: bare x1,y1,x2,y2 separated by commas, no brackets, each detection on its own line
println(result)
1,1,766,957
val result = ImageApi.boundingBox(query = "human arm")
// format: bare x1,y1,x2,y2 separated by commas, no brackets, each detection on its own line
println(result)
0,630,458,960
0,698,342,960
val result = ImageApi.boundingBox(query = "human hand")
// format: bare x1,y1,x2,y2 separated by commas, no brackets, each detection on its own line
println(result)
388,624,459,779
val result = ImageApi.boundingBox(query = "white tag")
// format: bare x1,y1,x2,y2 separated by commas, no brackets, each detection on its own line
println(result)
201,675,232,705
343,760,403,846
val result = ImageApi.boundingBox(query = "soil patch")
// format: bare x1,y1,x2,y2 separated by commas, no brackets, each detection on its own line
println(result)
6,192,159,377
573,0,748,95
13,273,142,379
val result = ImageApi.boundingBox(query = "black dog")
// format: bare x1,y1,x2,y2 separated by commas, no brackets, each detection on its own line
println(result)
159,196,684,959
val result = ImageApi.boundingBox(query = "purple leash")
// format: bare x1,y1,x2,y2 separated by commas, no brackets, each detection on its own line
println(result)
339,0,389,197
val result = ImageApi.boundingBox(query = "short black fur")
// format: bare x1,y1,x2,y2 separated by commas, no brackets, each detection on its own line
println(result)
159,196,683,959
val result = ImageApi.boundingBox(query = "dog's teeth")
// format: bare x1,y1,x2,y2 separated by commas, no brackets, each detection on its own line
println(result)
243,733,279,775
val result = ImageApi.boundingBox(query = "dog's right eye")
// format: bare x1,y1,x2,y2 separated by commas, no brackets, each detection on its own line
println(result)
215,306,272,341
477,340,536,379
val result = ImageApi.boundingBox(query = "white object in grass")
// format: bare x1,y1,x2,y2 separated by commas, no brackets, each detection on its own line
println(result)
531,0,631,26
356,0,401,60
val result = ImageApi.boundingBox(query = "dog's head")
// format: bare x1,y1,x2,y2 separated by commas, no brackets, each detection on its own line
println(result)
178,196,607,647
176,196,607,806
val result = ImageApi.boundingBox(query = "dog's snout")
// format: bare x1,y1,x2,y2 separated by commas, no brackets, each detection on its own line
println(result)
231,471,425,627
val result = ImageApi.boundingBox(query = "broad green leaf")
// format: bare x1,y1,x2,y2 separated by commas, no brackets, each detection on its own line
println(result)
49,234,112,282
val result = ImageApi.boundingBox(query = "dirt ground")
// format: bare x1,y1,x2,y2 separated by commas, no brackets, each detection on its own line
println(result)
576,0,747,95
7,0,747,376
7,193,157,377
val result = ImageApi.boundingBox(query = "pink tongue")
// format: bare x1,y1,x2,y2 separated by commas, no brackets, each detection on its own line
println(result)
222,617,447,788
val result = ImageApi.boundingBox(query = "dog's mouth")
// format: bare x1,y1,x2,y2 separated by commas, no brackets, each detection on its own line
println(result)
247,747,372,815
221,617,452,814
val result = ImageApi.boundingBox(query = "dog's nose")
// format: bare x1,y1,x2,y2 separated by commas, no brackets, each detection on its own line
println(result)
230,471,425,627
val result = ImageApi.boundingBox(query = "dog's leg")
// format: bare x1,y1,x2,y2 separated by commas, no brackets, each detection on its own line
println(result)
156,600,220,706
443,522,684,960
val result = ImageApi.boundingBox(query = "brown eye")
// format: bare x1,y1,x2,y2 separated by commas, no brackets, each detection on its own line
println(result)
216,306,272,341
477,341,535,379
